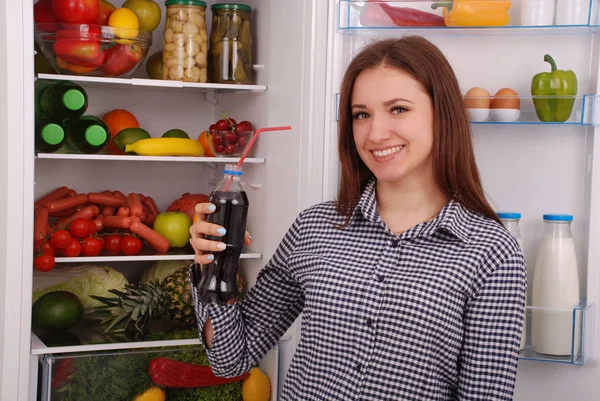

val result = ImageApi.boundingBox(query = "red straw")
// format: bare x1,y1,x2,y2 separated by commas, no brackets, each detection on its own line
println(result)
222,125,292,191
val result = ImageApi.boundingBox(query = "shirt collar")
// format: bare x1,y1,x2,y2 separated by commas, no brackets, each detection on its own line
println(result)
349,177,471,244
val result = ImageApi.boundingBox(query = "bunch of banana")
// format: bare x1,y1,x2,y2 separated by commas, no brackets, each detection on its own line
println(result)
125,138,205,156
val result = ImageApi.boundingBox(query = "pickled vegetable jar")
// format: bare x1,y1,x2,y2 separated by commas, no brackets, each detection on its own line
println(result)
209,3,253,84
163,0,209,83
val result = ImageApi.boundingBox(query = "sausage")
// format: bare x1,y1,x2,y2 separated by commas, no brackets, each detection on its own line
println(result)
34,186,70,209
93,218,104,232
34,207,49,244
142,196,160,216
49,207,76,217
127,193,144,217
53,205,100,229
102,215,132,230
88,192,127,207
129,221,170,252
112,190,128,202
45,194,88,214
101,206,116,216
116,207,130,216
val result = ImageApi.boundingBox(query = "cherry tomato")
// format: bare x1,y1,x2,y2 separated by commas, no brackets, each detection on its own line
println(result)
38,240,56,255
215,119,229,130
81,235,104,256
62,237,82,257
69,218,90,238
224,130,238,144
104,234,122,254
34,252,55,272
50,229,72,249
120,235,143,256
88,219,99,235
236,121,253,131
225,144,237,154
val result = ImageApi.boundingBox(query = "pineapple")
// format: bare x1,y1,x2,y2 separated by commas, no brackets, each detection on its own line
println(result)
91,267,246,333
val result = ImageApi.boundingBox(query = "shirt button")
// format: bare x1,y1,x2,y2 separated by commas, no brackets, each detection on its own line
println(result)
377,274,385,282
392,239,400,247
366,318,373,327
356,363,362,373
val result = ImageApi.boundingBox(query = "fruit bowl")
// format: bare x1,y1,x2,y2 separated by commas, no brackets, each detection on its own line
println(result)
208,130,254,157
35,23,152,78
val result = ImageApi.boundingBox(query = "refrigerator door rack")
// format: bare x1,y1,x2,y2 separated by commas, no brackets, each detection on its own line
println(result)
35,153,266,164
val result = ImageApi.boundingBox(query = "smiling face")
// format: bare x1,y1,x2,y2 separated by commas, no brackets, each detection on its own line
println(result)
351,65,435,187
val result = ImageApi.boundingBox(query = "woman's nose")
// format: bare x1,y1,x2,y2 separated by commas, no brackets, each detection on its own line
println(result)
368,114,392,143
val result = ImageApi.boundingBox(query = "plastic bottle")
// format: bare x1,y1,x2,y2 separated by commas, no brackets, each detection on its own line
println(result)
197,164,249,304
531,214,581,356
35,118,66,153
555,0,589,25
520,0,555,26
37,81,88,119
498,212,527,350
65,116,110,154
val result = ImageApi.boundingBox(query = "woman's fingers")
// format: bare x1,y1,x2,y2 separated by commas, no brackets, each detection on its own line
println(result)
244,231,252,246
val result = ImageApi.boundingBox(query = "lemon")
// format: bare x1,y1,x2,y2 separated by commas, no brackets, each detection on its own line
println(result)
108,8,140,44
242,367,271,401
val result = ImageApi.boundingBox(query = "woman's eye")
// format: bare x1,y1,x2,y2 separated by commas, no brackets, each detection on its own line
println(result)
391,107,407,114
352,112,369,120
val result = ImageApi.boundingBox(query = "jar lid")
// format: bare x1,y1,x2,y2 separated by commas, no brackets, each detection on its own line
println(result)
165,0,207,7
543,214,573,222
211,3,252,11
41,123,65,145
85,125,108,146
62,89,85,111
497,212,521,219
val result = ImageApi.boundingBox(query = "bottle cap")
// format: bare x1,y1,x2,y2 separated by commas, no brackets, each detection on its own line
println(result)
224,163,242,176
85,125,108,146
62,89,86,111
41,123,65,145
497,212,521,219
543,214,573,222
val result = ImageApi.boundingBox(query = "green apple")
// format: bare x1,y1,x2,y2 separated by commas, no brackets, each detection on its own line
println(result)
123,0,162,32
153,212,192,248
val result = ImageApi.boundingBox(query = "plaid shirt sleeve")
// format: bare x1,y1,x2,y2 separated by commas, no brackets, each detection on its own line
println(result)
190,213,306,378
457,250,527,400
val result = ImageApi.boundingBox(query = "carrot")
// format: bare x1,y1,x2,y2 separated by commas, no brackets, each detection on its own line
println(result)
102,215,132,230
45,194,88,214
143,196,160,216
116,207,130,216
129,221,170,252
88,192,127,207
112,190,128,202
127,193,144,217
34,207,49,244
35,186,70,209
53,205,100,229
101,206,116,217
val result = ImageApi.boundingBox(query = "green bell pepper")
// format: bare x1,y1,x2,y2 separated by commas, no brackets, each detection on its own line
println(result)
531,54,578,122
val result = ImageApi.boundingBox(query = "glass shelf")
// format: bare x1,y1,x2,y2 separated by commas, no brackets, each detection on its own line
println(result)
519,301,595,365
338,1,600,35
35,152,266,164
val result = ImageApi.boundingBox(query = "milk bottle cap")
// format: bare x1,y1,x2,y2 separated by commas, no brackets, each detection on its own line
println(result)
543,214,573,222
497,212,521,219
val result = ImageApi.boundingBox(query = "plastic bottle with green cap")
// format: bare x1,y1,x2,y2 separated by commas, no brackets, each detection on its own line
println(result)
66,116,110,154
35,118,67,153
37,81,89,119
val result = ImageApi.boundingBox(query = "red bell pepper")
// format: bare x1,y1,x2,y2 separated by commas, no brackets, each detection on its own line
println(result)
56,56,97,74
354,1,445,27
53,28,104,68
148,358,250,388
99,43,143,77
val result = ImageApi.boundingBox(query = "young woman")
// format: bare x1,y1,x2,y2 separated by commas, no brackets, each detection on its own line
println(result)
189,36,526,400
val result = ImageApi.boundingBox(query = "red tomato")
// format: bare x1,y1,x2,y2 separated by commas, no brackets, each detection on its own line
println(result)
88,219,98,235
69,218,90,238
215,119,229,130
50,229,72,249
120,235,143,256
34,252,55,272
38,241,56,255
81,235,104,256
104,234,122,254
51,0,99,24
62,237,82,257
236,121,253,131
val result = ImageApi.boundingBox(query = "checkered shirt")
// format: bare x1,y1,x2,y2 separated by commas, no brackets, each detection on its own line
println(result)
190,177,527,400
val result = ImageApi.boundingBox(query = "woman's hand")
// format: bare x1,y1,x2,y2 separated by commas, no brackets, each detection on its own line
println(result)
189,202,252,264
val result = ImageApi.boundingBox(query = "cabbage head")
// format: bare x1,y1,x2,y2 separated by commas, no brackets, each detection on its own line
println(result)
140,260,192,284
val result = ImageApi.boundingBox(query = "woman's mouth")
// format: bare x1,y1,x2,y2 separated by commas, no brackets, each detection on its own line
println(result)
372,145,404,159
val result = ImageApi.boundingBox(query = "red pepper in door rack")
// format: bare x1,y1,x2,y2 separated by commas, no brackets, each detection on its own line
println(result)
148,357,250,388
353,1,445,27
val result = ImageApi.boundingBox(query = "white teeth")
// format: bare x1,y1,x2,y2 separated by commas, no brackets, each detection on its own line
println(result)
373,145,404,158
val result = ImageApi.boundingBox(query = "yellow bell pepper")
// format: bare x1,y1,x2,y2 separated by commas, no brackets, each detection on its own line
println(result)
431,0,512,27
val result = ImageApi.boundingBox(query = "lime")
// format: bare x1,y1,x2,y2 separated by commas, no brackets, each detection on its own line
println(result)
162,129,190,138
32,291,84,332
113,127,152,152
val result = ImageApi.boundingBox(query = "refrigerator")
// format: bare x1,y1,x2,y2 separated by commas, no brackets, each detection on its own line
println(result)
1,0,600,400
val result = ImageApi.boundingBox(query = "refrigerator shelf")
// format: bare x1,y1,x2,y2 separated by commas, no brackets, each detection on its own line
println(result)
36,73,268,93
338,1,600,34
53,251,262,264
519,301,595,365
35,153,266,164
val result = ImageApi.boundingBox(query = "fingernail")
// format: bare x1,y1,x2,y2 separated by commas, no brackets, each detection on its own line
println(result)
217,227,226,235
208,204,216,211
216,243,227,250
206,254,214,261
248,234,253,241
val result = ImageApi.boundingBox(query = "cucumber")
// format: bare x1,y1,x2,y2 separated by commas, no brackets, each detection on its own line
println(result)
113,128,151,153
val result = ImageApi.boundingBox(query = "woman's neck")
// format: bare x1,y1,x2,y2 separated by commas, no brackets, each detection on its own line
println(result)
376,175,449,235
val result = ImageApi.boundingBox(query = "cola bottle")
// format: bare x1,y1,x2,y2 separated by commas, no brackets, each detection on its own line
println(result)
197,164,249,305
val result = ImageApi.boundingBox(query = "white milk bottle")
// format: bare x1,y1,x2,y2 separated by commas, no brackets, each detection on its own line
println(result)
498,212,527,350
531,214,581,356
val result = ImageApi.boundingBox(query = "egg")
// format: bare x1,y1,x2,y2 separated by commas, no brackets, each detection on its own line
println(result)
464,87,491,109
491,88,520,110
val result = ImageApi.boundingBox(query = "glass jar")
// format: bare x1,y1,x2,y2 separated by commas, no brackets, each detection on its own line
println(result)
163,0,209,83
209,3,253,84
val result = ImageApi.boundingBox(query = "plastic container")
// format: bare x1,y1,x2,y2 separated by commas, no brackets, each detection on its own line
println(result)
66,116,110,154
531,214,581,356
36,81,88,119
520,0,555,25
209,3,253,84
209,129,253,157
555,0,589,25
162,0,209,83
498,212,527,350
197,164,249,304
35,118,66,153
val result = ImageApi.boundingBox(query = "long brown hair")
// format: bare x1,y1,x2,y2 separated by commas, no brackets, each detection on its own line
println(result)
336,36,501,226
